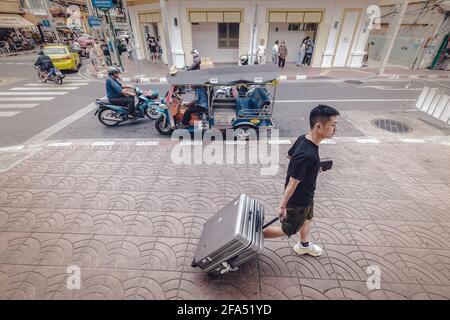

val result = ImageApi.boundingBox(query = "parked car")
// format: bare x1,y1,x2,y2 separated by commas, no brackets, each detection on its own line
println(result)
43,44,82,71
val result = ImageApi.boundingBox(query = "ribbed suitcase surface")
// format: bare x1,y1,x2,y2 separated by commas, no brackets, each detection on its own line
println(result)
192,194,265,275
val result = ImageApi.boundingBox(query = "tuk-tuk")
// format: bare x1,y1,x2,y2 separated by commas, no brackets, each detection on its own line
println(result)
154,64,280,139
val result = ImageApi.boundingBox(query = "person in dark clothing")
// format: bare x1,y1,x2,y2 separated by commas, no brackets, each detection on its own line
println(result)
181,85,208,126
34,49,56,81
105,66,137,119
101,40,112,66
187,49,201,71
263,104,340,257
148,36,158,63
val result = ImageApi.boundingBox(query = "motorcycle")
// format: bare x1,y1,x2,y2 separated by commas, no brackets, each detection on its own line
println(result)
95,86,160,127
36,66,65,85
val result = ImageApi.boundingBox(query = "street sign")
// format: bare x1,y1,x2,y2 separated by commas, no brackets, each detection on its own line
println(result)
42,20,51,27
88,16,101,28
92,0,114,11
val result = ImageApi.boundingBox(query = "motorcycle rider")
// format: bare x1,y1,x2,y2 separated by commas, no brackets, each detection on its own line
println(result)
34,49,56,82
186,49,201,71
105,66,137,120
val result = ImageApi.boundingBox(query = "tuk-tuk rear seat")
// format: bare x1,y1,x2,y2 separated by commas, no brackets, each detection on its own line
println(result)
236,87,270,117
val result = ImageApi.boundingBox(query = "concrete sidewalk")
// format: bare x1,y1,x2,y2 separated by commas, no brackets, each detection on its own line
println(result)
0,137,449,299
82,54,450,83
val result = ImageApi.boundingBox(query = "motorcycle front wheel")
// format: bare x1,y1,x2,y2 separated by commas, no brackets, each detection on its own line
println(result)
145,106,161,120
98,109,122,127
55,76,63,85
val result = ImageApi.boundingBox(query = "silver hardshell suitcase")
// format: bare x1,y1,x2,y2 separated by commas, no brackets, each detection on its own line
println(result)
191,194,265,275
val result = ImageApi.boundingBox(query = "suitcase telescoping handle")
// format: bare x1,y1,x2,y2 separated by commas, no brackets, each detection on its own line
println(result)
263,216,279,229
262,159,332,230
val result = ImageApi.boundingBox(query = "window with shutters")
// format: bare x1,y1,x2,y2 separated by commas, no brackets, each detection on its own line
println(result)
218,23,239,49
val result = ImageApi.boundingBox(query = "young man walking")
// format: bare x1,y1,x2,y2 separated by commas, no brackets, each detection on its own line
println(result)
263,105,340,257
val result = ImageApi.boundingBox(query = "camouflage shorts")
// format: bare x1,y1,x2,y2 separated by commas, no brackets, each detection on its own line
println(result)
281,202,314,237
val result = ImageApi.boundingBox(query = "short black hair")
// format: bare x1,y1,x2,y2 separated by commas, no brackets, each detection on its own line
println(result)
275,40,279,44
309,104,340,129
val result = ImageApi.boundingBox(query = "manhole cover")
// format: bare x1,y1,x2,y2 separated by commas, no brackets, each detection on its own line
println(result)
344,80,363,84
372,119,412,133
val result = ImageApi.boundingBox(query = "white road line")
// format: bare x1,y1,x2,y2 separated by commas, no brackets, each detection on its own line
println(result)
276,99,416,103
0,97,54,101
0,104,38,108
92,141,115,146
24,101,99,144
0,145,24,151
268,139,291,145
0,111,21,117
360,85,422,91
399,138,426,143
26,83,89,86
320,139,336,144
355,138,381,144
10,87,79,91
47,142,73,147
0,92,68,95
64,76,84,79
136,141,160,146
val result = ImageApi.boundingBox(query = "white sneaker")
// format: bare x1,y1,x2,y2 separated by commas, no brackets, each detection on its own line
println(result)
293,242,323,257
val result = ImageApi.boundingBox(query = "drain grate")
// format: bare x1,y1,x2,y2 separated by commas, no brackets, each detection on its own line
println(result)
372,119,412,133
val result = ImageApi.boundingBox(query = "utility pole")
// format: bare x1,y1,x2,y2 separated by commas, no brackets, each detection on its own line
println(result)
106,9,123,70
42,0,61,43
378,0,408,75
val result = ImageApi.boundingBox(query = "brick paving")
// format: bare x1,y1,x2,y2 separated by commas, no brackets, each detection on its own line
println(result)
0,139,450,299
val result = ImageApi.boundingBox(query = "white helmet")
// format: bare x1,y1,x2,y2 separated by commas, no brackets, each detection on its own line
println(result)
191,49,199,57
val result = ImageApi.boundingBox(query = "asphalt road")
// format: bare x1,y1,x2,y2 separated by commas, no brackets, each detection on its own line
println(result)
1,52,449,148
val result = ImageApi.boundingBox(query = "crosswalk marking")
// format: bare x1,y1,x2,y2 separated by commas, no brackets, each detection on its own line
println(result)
0,92,68,95
0,104,38,108
0,97,55,101
26,83,89,86
0,111,21,117
10,87,79,91
64,76,85,79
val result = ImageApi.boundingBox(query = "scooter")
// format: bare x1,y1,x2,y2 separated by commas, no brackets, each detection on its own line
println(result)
36,66,65,85
95,86,160,127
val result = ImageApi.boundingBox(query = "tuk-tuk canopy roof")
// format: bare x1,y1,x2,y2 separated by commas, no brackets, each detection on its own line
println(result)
166,64,280,86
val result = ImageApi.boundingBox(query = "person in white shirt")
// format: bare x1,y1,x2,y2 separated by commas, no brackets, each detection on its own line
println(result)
256,39,266,65
271,40,279,65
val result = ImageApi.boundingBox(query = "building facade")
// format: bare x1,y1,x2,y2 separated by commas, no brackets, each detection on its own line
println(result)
368,0,450,70
125,0,378,68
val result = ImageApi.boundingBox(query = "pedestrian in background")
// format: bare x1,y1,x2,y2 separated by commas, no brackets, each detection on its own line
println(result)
304,37,314,66
297,38,307,67
148,36,158,63
125,37,133,60
87,43,98,72
271,40,279,64
101,40,112,66
278,41,288,68
256,39,266,65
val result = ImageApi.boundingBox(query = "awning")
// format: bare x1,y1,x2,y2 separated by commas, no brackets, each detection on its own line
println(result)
0,14,35,29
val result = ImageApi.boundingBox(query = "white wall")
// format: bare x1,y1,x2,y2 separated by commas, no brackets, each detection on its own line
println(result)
191,23,239,63
266,23,314,63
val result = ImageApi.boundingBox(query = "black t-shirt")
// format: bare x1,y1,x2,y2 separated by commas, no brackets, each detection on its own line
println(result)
285,134,320,207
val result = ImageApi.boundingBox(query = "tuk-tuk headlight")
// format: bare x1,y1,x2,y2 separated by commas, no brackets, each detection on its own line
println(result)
250,119,261,124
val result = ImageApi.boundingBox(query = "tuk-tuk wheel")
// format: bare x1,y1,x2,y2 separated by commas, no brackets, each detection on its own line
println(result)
233,125,258,141
155,116,174,135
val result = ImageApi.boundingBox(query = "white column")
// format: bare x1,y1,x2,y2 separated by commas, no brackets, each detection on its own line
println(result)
321,2,339,67
167,0,185,68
